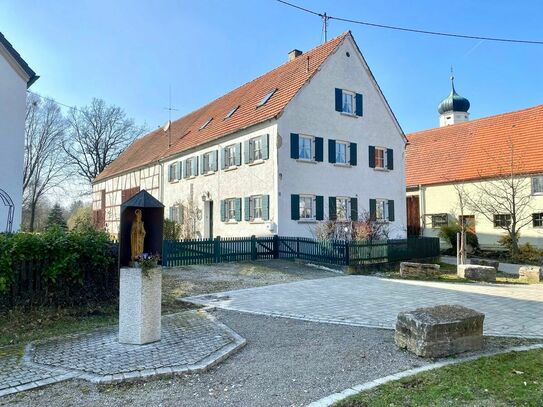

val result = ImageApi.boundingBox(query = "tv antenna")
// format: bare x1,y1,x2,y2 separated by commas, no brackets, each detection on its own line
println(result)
321,12,329,43
163,85,178,148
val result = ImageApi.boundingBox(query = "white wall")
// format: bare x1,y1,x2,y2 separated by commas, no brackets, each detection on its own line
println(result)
276,36,407,238
0,52,27,232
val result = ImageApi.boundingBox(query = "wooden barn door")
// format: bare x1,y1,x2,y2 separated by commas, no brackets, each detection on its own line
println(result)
406,196,421,237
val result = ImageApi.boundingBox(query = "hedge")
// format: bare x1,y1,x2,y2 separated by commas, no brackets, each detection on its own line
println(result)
0,227,118,307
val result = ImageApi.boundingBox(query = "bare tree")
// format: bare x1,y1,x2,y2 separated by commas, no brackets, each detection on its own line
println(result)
23,94,67,231
464,137,533,258
313,211,389,241
63,98,146,184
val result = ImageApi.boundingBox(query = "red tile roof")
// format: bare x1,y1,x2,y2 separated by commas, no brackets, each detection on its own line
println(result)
406,104,543,187
95,32,350,182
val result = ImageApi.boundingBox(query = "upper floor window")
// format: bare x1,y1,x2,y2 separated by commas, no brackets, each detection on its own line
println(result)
375,147,387,169
369,146,393,170
532,176,543,195
533,213,543,228
342,91,354,114
493,214,511,228
224,144,236,168
335,88,363,116
299,195,315,220
336,142,348,164
184,157,197,178
251,137,262,161
168,162,181,182
299,136,313,160
202,151,217,173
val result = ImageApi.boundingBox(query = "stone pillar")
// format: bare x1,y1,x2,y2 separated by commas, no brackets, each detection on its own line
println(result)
119,267,162,345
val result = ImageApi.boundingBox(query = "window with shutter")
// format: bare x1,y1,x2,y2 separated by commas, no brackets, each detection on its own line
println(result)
335,142,348,164
299,195,315,220
262,195,270,220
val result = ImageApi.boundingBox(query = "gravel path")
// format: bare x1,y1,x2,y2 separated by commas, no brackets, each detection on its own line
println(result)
3,309,536,407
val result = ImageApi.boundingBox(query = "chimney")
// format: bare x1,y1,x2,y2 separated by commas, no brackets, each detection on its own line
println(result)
288,49,303,61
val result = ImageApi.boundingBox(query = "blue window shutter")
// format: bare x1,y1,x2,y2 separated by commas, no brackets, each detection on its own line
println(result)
221,148,226,170
387,149,394,170
355,93,363,116
368,146,376,168
316,196,324,220
262,195,270,220
220,200,226,222
350,197,358,221
262,134,269,160
328,139,336,163
235,198,242,221
328,197,337,220
388,200,395,221
235,143,241,166
335,88,343,112
350,143,357,166
244,140,251,164
369,199,377,221
290,133,299,159
244,197,251,221
213,150,219,171
314,137,323,162
291,194,300,220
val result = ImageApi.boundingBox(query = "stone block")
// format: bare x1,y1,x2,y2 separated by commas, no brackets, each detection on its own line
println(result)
395,304,484,358
469,258,499,271
457,264,496,282
400,262,440,278
518,266,541,284
119,267,162,345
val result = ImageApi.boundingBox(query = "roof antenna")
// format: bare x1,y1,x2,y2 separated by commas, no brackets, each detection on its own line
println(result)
321,12,329,43
163,85,178,148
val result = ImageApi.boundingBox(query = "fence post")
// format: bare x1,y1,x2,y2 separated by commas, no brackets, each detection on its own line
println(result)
214,236,221,263
296,237,300,258
251,235,257,260
345,240,350,266
273,234,279,259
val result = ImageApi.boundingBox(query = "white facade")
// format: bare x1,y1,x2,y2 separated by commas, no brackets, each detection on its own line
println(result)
93,36,406,239
439,110,469,127
0,37,35,232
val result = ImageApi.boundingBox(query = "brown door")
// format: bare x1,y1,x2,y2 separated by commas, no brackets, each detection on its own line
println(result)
406,196,421,237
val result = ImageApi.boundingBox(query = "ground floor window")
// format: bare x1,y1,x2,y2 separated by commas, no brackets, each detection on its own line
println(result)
376,199,389,221
493,214,511,228
225,199,236,221
336,197,349,220
431,213,448,228
533,213,543,228
459,215,475,232
300,195,314,220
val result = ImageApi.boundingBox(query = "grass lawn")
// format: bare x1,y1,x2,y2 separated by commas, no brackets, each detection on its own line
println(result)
335,348,543,407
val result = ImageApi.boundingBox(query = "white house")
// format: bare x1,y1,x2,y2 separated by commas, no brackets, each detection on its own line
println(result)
0,32,38,232
92,32,407,239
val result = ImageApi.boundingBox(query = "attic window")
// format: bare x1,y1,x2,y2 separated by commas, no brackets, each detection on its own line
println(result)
257,89,277,108
224,106,239,119
199,117,212,130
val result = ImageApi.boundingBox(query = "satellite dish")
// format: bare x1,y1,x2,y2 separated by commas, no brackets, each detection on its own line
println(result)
163,120,171,132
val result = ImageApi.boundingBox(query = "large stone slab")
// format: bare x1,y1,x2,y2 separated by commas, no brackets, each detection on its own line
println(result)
470,258,499,271
400,262,440,278
518,266,541,284
457,264,496,282
395,304,484,358
119,267,162,345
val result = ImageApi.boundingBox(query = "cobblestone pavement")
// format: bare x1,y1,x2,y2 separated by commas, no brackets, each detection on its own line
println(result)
186,275,543,338
0,310,244,398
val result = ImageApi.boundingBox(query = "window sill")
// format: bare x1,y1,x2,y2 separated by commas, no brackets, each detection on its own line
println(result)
296,159,317,164
334,163,351,168
169,180,180,184
250,219,265,224
249,159,265,166
340,112,358,118
298,219,317,224
224,166,238,172
184,175,196,180
225,220,238,224
203,171,216,177
373,167,390,172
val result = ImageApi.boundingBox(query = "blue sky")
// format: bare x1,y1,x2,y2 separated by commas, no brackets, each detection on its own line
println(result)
2,0,542,134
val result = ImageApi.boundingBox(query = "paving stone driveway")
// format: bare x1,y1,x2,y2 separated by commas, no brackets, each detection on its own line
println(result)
186,276,543,338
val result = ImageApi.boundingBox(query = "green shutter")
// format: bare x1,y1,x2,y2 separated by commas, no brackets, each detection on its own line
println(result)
387,149,394,170
290,133,299,159
213,150,219,171
235,143,241,166
220,200,226,222
350,143,357,166
168,164,173,182
368,146,376,168
244,140,251,164
221,148,226,170
235,198,242,221
329,197,337,220
314,137,323,162
316,196,324,221
177,161,183,179
350,197,358,221
200,155,205,175
192,157,197,176
369,199,377,221
328,139,336,163
244,197,251,221
262,195,270,220
262,134,269,160
355,93,363,116
335,88,343,112
291,194,300,220
388,200,395,222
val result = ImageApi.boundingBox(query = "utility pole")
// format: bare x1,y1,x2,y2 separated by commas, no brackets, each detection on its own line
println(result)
321,12,329,43
164,85,178,148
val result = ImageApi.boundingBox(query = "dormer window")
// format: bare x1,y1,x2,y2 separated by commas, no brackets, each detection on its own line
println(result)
257,89,276,108
224,106,239,119
199,117,212,130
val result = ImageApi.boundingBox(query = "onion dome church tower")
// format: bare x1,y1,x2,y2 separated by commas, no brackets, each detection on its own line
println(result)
437,70,470,127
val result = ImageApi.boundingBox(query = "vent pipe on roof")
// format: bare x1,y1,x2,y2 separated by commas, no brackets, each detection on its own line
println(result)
288,49,302,61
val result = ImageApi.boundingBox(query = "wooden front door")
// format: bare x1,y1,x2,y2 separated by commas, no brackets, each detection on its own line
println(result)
406,196,421,236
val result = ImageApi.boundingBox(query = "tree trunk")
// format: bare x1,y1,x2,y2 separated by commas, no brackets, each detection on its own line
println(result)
29,201,37,232
510,231,519,259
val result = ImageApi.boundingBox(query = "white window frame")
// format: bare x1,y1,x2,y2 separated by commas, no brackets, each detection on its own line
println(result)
298,135,313,161
342,90,355,114
250,137,263,161
225,198,236,221
184,157,195,178
336,197,350,221
533,213,543,228
376,199,389,221
225,144,236,168
251,195,263,220
203,151,215,174
532,176,543,195
299,195,315,220
336,141,349,164
375,147,387,169
168,163,176,182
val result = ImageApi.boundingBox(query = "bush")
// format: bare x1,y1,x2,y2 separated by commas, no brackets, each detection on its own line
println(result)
163,219,182,240
0,227,118,307
438,222,479,251
517,243,543,265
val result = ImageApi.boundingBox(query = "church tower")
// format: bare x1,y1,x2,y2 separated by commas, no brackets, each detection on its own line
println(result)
437,72,470,127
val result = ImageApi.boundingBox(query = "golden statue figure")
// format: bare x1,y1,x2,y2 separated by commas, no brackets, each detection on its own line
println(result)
130,209,146,260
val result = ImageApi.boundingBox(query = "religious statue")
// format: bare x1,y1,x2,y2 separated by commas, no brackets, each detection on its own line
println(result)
130,209,146,260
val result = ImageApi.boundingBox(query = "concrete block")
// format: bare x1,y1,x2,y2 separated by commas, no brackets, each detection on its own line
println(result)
457,264,496,282
470,258,499,271
119,267,162,345
518,266,540,284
